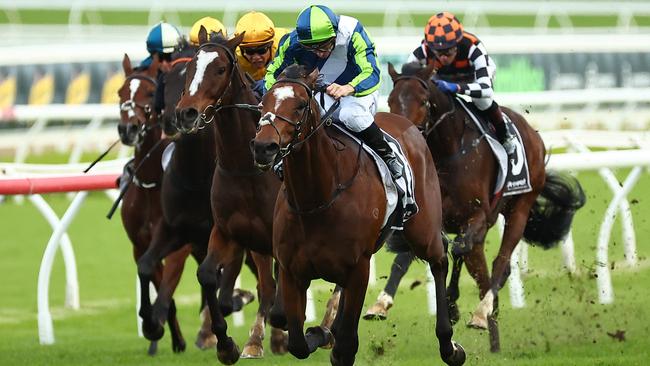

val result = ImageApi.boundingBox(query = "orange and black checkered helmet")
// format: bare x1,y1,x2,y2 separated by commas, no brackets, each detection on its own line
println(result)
424,12,464,50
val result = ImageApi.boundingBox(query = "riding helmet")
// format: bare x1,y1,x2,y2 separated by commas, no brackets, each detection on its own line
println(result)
235,11,276,48
296,5,338,44
146,22,183,54
425,12,464,50
190,17,227,45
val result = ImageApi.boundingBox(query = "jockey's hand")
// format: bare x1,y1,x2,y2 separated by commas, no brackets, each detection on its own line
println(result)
326,83,355,99
434,79,460,94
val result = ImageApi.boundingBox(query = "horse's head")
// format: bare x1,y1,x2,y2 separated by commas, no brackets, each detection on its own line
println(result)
387,62,437,129
175,26,244,133
161,45,197,138
117,53,159,146
252,65,320,170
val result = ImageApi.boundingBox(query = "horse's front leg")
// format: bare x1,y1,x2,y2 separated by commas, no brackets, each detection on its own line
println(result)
329,258,369,366
216,246,244,317
280,268,313,359
196,227,239,365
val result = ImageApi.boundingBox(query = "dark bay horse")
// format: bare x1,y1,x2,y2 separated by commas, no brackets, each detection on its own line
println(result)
135,43,256,351
383,61,585,352
117,54,192,354
174,28,288,363
251,64,466,366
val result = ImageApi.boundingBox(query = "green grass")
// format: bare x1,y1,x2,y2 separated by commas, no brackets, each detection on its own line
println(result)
0,152,649,365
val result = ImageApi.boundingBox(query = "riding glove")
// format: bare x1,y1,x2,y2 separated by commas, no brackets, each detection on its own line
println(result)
434,79,460,94
252,79,267,100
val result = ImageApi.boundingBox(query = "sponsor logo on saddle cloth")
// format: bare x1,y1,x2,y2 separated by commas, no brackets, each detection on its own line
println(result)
330,124,418,230
455,97,532,196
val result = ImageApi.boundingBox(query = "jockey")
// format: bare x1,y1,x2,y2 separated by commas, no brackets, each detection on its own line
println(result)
189,17,228,46
407,12,516,154
264,5,403,179
140,22,184,73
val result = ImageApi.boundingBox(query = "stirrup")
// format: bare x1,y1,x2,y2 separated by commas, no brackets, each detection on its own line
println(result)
385,157,403,180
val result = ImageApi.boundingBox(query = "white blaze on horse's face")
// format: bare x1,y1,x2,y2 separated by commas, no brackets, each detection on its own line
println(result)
259,112,276,127
128,79,141,118
189,50,219,96
272,86,295,112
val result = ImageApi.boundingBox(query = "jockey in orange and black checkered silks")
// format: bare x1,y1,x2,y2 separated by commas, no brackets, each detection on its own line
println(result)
264,5,403,179
408,12,516,155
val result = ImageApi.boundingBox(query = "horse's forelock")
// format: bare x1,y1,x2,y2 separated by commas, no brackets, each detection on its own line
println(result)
283,64,310,80
401,62,425,76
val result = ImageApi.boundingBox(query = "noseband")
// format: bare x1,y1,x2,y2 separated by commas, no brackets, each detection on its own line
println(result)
260,78,339,161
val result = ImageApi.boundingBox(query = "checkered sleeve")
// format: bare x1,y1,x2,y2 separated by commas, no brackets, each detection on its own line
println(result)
458,42,494,98
406,42,427,65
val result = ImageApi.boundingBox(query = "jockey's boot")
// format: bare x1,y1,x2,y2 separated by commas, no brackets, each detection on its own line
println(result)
487,102,516,155
357,122,403,180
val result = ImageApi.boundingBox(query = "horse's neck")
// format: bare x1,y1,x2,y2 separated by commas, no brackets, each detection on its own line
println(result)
174,128,215,179
133,126,163,181
212,77,257,171
284,123,338,209
429,95,466,157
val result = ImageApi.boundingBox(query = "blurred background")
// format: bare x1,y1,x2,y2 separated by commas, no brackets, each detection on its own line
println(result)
1,0,649,160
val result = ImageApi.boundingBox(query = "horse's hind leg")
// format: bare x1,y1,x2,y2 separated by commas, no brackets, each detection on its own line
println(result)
241,252,280,358
465,241,492,330
446,251,464,325
364,252,414,321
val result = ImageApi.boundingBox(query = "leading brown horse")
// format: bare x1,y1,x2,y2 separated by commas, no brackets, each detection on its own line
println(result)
383,61,585,352
251,64,466,366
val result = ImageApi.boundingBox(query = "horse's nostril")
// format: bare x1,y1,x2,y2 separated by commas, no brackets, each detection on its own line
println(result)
265,143,280,155
182,108,198,122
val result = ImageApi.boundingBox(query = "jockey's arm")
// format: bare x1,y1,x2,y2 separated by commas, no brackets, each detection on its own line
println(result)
347,26,381,97
264,34,293,90
457,42,494,99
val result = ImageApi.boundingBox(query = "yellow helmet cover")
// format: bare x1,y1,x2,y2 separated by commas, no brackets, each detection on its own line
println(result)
190,17,227,45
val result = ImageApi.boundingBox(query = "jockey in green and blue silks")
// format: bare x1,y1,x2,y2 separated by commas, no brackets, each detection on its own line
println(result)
139,22,183,73
264,5,403,179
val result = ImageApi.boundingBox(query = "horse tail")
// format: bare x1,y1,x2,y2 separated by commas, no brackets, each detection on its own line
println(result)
523,170,586,249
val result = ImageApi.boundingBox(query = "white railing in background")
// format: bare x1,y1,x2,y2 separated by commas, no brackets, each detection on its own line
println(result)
2,0,650,33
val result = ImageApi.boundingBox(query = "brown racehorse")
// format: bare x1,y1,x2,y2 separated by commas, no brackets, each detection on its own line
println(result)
384,61,585,352
251,64,466,366
174,28,289,363
117,54,193,354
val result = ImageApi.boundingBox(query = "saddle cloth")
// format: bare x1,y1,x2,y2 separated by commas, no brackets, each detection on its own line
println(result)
455,97,532,196
331,123,418,230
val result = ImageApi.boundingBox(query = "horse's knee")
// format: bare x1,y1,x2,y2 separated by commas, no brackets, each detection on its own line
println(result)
197,264,217,288
269,303,287,330
137,254,156,279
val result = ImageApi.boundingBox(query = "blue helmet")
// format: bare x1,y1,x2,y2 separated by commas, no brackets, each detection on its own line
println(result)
296,5,339,44
146,22,183,54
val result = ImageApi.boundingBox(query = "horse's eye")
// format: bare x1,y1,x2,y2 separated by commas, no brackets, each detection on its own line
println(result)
217,67,226,75
297,102,307,111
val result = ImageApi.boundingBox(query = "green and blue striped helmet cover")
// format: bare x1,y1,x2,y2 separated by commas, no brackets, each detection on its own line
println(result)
296,5,338,44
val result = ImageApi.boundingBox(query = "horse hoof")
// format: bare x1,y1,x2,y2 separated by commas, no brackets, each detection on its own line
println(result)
363,292,393,321
240,342,264,359
448,302,460,325
270,328,288,354
195,331,217,350
142,322,164,341
443,341,466,366
217,337,240,365
147,341,158,356
466,314,488,330
172,338,187,353
232,288,255,312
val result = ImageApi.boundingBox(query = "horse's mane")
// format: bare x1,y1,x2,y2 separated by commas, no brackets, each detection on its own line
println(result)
282,64,312,80
401,61,426,76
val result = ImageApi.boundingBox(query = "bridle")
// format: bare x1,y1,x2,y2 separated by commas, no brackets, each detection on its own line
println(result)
392,75,456,137
119,73,160,144
259,78,339,162
187,42,262,132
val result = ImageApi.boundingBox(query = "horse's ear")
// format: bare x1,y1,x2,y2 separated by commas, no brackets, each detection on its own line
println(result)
122,54,133,76
226,32,245,52
305,67,319,88
421,62,436,80
198,25,208,45
387,62,399,82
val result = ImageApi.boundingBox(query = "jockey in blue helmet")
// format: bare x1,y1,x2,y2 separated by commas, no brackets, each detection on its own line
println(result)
264,5,403,179
140,21,184,73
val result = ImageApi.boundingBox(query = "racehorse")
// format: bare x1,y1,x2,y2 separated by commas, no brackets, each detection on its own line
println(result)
381,61,585,352
173,28,290,363
117,54,191,354
251,64,466,366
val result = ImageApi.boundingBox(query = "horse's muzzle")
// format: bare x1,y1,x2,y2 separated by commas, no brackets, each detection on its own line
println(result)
250,139,279,170
175,107,200,134
118,122,140,146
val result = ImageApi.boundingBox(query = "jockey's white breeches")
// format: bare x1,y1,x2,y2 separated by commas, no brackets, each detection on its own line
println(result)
315,90,379,132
